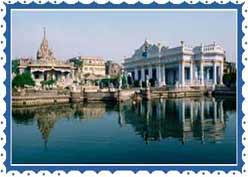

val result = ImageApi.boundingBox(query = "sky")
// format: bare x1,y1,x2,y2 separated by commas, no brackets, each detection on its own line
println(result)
12,10,236,63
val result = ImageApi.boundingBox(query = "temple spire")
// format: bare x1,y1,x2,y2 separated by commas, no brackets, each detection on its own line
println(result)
43,27,46,40
145,37,148,43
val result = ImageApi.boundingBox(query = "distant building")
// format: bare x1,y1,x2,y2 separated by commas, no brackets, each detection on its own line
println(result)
123,39,225,88
18,28,75,87
105,60,122,78
69,56,105,84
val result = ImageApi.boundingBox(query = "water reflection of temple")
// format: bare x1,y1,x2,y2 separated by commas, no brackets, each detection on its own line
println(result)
120,98,233,144
12,103,107,148
12,98,235,147
73,103,106,119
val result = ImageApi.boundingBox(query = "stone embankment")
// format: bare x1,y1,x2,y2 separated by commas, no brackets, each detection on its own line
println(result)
213,85,236,97
12,88,138,107
12,85,235,107
12,90,70,107
138,87,203,101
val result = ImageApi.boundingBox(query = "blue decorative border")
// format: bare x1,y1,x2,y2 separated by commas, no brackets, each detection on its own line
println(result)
2,1,245,174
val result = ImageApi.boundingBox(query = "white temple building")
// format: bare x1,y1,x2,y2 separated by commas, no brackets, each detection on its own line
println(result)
123,40,225,88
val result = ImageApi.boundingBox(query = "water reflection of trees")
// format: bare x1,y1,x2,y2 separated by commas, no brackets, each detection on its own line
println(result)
119,98,235,144
12,109,36,125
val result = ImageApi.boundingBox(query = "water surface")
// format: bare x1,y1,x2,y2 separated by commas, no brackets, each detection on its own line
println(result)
12,97,236,164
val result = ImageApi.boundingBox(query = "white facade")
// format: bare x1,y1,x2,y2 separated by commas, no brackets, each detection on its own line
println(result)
123,40,225,88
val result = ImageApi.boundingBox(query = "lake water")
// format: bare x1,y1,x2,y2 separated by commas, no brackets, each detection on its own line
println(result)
12,97,236,164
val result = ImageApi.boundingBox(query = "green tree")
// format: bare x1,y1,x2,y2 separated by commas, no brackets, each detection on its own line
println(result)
223,73,236,87
70,59,83,67
12,60,19,74
121,75,127,88
100,77,119,88
12,72,35,88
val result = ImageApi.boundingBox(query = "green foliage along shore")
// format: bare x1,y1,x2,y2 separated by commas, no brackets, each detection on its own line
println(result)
12,72,35,88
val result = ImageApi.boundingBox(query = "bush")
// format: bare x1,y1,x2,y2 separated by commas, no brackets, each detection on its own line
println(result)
12,72,35,88
41,79,56,86
102,76,119,87
223,73,236,87
133,80,140,87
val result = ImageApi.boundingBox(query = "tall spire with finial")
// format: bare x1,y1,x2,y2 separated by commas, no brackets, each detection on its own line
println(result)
144,37,148,45
37,27,55,61
43,27,46,40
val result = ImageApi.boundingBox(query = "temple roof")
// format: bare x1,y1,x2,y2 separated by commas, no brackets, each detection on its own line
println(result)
131,39,163,59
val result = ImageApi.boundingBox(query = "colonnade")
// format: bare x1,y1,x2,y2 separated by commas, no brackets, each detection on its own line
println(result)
131,61,223,87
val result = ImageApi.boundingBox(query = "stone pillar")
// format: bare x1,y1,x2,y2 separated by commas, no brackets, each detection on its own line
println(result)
182,62,185,87
141,67,145,82
72,69,76,80
156,65,161,87
178,64,182,87
213,62,217,85
200,62,204,86
52,71,55,80
134,68,138,80
41,71,44,81
190,62,193,85
220,62,224,85
148,67,152,79
161,65,166,86
179,63,185,87
31,71,35,80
